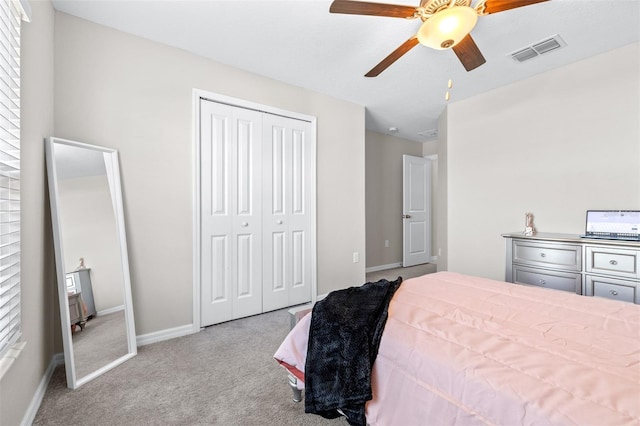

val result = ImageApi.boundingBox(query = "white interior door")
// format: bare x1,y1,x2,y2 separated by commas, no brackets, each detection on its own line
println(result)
402,155,431,267
200,100,263,326
262,113,312,312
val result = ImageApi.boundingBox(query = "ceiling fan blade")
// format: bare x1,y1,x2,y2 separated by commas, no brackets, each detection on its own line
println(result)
330,0,417,18
365,36,419,77
483,0,549,14
452,34,486,72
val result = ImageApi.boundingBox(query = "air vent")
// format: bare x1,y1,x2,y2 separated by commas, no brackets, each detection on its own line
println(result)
510,34,566,63
418,129,438,139
512,47,538,63
533,37,562,54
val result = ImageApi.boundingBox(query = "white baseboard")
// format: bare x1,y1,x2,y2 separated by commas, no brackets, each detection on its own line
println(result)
21,352,64,426
53,352,65,365
96,305,124,317
136,324,195,347
365,262,402,273
288,304,313,314
367,259,438,273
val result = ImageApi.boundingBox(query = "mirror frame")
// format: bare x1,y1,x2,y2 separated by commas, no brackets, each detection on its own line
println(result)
45,136,137,389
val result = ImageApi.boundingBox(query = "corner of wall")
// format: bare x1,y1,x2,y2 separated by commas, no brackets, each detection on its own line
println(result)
436,108,448,271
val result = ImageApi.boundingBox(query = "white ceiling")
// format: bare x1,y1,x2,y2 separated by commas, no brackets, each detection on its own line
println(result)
50,0,640,143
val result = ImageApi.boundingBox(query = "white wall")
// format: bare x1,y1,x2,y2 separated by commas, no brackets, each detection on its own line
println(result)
444,43,640,280
54,12,366,335
436,110,449,271
0,2,57,425
423,140,438,262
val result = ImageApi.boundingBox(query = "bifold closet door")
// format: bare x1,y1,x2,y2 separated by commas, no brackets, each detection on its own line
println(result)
262,113,312,312
200,100,263,326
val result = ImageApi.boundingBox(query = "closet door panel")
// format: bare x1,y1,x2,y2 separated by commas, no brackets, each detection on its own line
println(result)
200,101,233,325
201,100,263,325
210,115,228,216
271,231,286,291
288,122,312,305
236,118,253,215
292,230,304,287
292,128,305,215
263,120,291,312
209,236,229,302
263,114,312,311
270,126,286,215
231,109,263,320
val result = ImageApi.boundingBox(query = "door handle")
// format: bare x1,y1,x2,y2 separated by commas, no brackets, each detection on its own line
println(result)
402,214,412,219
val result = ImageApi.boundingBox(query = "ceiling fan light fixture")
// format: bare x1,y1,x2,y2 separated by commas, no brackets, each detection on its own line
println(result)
417,6,478,50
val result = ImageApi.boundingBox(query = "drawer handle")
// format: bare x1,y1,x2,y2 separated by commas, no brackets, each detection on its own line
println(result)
540,253,546,258
539,279,546,285
609,289,618,296
609,260,618,265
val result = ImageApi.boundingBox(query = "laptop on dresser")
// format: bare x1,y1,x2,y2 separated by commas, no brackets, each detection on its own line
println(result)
580,210,640,241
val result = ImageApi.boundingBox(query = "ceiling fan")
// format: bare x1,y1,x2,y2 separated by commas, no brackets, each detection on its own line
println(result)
329,0,550,77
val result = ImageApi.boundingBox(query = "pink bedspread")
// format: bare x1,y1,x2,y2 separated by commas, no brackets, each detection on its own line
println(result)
274,271,640,425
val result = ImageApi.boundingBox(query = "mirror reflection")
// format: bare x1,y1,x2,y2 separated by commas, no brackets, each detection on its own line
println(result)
46,137,136,389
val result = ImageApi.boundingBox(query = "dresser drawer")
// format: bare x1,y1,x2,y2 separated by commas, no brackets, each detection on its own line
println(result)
513,265,582,294
585,275,637,304
68,293,83,324
512,240,581,272
585,246,638,279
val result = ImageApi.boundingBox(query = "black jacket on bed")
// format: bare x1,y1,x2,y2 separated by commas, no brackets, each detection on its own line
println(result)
304,277,403,426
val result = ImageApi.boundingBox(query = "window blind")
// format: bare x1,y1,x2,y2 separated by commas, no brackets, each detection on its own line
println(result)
0,0,26,360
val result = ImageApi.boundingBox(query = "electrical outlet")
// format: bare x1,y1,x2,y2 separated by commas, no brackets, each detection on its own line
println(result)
353,252,359,263
438,248,442,256
384,240,389,248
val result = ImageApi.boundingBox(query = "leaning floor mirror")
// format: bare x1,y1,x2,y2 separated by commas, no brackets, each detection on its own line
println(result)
46,137,137,389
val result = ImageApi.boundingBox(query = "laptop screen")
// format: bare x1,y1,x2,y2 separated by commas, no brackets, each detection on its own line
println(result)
585,210,640,238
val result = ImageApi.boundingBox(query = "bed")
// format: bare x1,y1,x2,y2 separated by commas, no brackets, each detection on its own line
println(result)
274,271,640,425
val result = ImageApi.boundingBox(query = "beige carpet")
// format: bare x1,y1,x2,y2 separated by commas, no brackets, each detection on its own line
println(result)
71,310,129,380
35,309,345,426
35,264,436,425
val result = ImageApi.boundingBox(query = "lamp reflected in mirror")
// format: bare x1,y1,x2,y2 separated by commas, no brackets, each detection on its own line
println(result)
46,137,137,389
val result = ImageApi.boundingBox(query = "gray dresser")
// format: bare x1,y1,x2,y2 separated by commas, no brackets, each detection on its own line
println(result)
66,268,96,318
503,232,640,304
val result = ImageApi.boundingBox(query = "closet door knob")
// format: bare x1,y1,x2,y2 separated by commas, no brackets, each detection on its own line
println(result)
277,220,283,225
241,222,248,227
